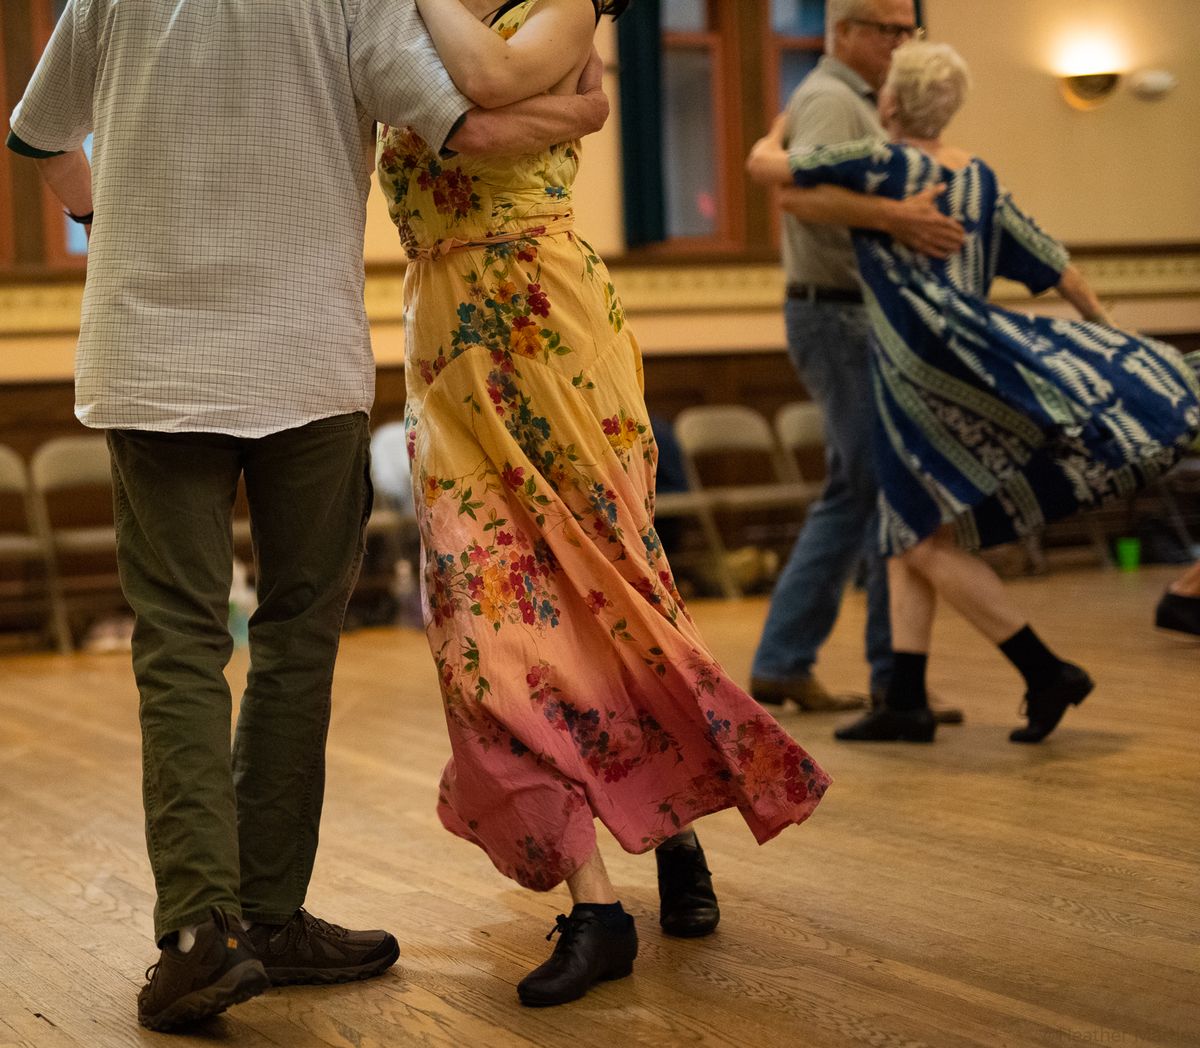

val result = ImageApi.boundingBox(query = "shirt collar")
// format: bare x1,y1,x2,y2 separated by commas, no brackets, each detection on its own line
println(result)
818,54,878,103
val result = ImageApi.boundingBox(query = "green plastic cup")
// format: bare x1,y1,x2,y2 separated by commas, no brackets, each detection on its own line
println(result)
1114,536,1141,571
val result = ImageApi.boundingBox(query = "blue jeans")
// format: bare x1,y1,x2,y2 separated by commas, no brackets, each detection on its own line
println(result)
751,300,893,692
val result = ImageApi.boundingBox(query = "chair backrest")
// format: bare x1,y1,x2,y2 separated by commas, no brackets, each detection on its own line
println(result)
30,436,113,492
774,401,826,485
774,401,824,453
673,405,776,457
0,444,30,495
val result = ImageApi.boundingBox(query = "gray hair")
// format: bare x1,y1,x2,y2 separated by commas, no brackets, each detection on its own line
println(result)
825,0,874,51
884,41,971,138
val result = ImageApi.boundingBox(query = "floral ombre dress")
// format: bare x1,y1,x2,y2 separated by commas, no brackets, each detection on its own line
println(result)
375,2,828,891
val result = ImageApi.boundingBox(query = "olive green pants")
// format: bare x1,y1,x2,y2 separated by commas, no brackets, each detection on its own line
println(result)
107,413,371,942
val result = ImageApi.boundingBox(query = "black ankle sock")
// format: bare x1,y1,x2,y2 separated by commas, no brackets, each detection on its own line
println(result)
885,651,929,711
998,625,1065,690
656,829,699,851
571,901,631,932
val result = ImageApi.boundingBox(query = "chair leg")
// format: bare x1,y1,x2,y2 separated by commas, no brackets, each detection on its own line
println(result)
695,506,742,600
45,559,74,654
1155,478,1197,553
1019,531,1047,575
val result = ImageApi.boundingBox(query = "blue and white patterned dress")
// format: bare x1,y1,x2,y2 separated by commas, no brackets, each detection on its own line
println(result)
790,139,1200,555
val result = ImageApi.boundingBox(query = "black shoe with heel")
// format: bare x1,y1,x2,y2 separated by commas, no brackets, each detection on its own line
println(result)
517,910,638,1007
1009,663,1093,743
656,838,720,937
834,706,937,742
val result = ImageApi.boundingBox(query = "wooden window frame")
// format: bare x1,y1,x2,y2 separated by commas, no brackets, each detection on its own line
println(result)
31,0,86,270
0,15,14,270
630,0,748,259
762,16,826,250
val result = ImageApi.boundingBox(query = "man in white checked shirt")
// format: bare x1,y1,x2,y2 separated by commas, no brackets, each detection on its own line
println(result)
7,0,607,1031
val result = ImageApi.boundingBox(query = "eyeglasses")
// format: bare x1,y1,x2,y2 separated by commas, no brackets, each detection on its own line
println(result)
848,19,926,42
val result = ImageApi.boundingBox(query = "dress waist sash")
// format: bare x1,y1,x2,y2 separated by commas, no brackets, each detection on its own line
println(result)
406,215,575,263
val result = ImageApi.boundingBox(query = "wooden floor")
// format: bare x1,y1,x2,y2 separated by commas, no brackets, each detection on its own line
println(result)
0,565,1197,1048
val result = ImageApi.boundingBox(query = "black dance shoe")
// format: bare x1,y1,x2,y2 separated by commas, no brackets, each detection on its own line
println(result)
517,911,638,1007
871,689,964,725
1155,591,1200,637
834,706,937,742
1010,663,1093,743
656,839,720,937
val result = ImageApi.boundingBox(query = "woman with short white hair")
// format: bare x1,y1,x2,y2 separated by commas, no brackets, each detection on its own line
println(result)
749,40,1200,745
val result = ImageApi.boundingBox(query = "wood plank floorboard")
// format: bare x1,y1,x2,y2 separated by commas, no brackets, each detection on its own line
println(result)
0,565,1196,1047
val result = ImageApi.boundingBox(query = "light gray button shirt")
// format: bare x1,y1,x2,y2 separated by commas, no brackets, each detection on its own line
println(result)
781,55,884,291
10,0,469,437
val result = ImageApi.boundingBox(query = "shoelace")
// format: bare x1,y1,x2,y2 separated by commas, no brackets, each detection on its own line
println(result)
275,907,349,951
546,911,609,943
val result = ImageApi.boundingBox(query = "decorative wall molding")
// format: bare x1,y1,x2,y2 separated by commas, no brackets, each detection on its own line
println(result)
3,249,1199,340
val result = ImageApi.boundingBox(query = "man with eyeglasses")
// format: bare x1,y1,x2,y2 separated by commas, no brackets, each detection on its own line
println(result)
747,0,964,720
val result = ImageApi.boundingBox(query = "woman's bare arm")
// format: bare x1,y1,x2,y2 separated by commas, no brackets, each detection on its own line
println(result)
416,0,595,108
35,148,93,236
1056,264,1112,324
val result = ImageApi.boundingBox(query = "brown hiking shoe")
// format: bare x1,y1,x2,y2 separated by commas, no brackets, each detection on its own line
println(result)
243,908,399,986
137,909,269,1031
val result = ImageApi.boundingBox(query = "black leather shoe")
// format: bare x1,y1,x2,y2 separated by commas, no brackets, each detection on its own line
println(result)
1010,663,1093,743
834,706,937,742
517,911,638,1007
656,839,720,937
1155,591,1200,637
871,689,963,725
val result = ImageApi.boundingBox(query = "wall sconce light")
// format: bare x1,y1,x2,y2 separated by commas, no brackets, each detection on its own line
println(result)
1061,71,1121,109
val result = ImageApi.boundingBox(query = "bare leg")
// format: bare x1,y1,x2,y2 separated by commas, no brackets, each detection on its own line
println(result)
1169,560,1200,597
566,844,618,905
903,531,1025,644
888,555,937,653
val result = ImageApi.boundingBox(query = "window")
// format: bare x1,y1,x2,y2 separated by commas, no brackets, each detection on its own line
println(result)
623,0,812,257
0,16,13,269
35,0,88,265
0,0,87,273
768,0,826,111
659,2,743,247
621,0,923,259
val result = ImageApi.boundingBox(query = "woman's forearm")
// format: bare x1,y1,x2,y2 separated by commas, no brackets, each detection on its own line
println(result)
36,148,93,229
1057,265,1111,324
415,0,591,108
448,89,608,156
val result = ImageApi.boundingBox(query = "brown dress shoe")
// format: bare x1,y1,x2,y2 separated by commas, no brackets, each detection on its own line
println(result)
750,675,867,712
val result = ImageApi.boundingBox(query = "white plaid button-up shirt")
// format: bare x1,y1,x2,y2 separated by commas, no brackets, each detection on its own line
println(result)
10,0,469,437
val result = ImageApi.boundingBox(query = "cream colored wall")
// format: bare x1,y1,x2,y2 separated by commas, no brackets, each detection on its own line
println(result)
924,0,1200,245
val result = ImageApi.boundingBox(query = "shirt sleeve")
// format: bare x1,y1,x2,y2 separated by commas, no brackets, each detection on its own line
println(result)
995,191,1069,294
789,137,907,197
349,0,472,152
8,0,98,154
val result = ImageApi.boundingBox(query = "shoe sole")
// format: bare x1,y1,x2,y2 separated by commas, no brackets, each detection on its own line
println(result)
139,960,269,1032
1009,675,1094,744
660,917,720,938
517,962,634,1008
263,939,401,986
1154,624,1200,640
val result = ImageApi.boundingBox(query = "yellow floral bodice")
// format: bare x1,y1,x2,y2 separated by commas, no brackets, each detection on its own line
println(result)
375,2,580,258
